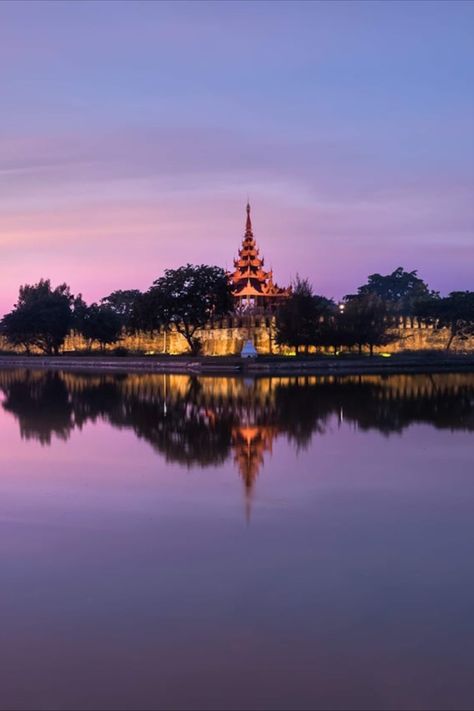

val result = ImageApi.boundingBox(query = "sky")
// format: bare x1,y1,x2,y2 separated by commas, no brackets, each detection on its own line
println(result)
1,0,473,313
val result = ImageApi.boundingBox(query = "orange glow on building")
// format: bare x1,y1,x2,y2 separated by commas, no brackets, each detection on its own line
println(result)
229,203,291,312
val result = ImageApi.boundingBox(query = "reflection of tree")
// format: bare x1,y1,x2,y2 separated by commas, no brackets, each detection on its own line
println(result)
1,370,74,445
326,374,474,435
112,394,234,468
1,370,473,493
274,382,334,448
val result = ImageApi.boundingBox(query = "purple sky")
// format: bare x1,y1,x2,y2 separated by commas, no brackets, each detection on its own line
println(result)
1,0,473,313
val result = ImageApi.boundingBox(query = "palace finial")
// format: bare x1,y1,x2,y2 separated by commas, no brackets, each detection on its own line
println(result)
245,201,252,234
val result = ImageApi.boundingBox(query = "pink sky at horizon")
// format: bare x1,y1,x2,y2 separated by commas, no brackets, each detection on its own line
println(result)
1,1,473,315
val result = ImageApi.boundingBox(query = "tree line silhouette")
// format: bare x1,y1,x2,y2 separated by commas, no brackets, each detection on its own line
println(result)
276,269,474,354
0,266,473,355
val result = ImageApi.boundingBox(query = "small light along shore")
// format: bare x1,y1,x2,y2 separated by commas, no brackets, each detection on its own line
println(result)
0,352,473,377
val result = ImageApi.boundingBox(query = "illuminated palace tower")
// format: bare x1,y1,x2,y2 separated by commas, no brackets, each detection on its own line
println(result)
229,203,291,312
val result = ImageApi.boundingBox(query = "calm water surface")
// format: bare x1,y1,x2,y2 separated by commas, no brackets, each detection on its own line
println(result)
0,369,473,710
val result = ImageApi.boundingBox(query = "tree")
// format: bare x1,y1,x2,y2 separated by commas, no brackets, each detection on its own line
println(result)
100,289,142,331
71,294,89,333
342,293,394,355
275,277,335,353
0,370,74,444
354,267,433,317
0,304,37,354
434,291,474,350
150,264,233,354
80,304,123,350
1,279,73,355
318,312,354,354
132,288,164,333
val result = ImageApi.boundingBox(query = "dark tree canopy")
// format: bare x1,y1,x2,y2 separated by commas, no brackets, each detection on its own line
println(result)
150,264,233,354
341,293,394,355
433,291,474,350
101,290,142,331
80,304,123,350
353,267,433,316
132,288,165,334
275,277,335,352
1,279,73,355
71,294,88,333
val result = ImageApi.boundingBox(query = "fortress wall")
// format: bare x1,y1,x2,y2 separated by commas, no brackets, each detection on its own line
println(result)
379,325,454,353
1,318,473,355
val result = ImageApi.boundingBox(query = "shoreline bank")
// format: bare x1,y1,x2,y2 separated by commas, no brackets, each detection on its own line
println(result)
1,353,473,377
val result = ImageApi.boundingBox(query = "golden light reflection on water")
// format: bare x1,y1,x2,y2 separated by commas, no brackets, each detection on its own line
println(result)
1,369,473,508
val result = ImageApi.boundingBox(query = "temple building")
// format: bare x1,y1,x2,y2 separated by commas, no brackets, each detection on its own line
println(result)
229,203,291,312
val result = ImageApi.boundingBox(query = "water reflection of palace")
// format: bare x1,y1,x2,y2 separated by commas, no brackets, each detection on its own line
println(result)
1,369,473,511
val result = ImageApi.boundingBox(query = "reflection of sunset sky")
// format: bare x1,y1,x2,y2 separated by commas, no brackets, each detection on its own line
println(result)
1,1,473,313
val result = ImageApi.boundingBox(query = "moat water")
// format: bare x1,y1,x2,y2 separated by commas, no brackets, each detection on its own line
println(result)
0,369,473,710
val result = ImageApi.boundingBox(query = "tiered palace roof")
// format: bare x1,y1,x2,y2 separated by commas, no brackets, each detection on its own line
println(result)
229,203,291,307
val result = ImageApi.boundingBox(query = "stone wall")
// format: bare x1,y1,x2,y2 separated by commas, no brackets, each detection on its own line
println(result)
61,317,275,355
1,317,473,355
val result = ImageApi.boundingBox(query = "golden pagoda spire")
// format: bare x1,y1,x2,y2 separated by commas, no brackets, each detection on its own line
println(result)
229,202,291,310
245,201,252,236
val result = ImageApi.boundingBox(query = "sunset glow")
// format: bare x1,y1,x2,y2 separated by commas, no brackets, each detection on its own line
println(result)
1,0,473,314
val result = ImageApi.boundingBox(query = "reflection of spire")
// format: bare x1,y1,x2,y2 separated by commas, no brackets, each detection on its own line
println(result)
231,424,277,521
244,487,253,525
